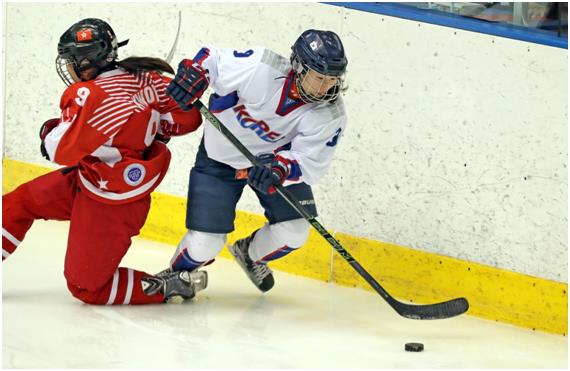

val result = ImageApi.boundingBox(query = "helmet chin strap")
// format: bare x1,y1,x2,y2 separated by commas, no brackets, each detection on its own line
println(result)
117,39,129,48
75,53,119,81
288,77,301,100
68,39,128,81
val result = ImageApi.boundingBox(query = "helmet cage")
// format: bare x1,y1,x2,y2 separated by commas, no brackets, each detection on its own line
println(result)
292,54,345,103
55,55,78,86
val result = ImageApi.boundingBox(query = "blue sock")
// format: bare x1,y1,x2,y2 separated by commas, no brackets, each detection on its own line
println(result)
171,249,204,272
258,245,296,264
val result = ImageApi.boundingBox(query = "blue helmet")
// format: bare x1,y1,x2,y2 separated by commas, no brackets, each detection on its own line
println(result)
291,29,347,103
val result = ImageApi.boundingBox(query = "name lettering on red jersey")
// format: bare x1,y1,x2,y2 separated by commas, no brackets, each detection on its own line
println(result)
85,73,169,137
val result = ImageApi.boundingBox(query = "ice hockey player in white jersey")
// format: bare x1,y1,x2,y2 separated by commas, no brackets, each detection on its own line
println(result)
165,29,348,292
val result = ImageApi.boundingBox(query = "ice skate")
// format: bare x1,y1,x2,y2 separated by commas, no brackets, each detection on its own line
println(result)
143,270,208,301
229,235,274,292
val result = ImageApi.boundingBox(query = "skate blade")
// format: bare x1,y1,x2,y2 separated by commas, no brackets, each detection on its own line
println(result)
165,295,186,304
190,271,208,292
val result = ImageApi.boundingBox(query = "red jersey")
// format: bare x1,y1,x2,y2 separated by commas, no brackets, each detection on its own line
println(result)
43,69,202,204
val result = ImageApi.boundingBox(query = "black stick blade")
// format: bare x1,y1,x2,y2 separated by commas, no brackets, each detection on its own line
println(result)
390,297,469,320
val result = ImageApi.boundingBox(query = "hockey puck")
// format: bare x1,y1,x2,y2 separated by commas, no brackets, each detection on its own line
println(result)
405,342,424,352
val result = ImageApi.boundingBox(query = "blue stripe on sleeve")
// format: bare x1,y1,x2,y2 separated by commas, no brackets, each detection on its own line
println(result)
208,92,239,113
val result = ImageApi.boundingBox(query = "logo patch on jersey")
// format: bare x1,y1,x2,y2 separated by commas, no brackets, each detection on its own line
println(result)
233,104,283,143
123,164,146,186
76,29,93,42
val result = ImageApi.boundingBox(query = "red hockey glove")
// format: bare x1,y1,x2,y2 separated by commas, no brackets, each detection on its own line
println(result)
248,154,290,195
158,119,182,137
154,119,176,144
39,118,59,140
167,59,209,110
39,118,59,160
154,133,171,144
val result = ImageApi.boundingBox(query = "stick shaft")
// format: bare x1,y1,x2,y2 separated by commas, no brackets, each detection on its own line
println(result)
195,100,468,320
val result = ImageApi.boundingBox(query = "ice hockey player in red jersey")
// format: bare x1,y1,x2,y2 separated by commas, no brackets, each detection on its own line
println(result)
2,18,206,305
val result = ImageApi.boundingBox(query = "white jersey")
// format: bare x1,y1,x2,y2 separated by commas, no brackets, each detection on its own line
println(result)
196,46,347,186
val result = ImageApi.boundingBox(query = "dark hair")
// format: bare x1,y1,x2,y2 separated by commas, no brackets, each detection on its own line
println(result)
116,56,174,75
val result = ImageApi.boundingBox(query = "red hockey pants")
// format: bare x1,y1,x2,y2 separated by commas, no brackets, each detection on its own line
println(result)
2,167,165,305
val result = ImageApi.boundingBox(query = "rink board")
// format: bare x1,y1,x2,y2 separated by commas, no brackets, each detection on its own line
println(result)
2,157,567,335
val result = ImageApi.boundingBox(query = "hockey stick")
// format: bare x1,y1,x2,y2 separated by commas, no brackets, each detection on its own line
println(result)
195,100,469,320
165,10,182,65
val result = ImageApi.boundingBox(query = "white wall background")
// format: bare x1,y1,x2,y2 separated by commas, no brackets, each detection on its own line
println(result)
2,2,567,282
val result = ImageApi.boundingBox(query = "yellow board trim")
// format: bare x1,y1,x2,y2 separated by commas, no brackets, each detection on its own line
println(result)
2,158,567,335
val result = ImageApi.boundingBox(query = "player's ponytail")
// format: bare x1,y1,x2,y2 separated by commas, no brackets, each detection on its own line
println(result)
117,57,174,75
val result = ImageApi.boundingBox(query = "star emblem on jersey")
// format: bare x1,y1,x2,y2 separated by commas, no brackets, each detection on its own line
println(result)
97,179,109,190
76,29,93,42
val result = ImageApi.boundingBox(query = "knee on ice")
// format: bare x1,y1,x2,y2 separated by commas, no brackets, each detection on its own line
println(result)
66,281,102,305
64,271,111,305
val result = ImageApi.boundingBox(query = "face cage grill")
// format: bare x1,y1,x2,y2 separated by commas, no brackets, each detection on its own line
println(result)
55,56,77,86
292,57,345,104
